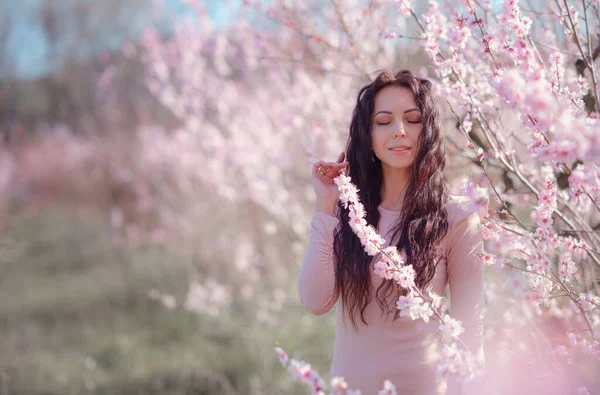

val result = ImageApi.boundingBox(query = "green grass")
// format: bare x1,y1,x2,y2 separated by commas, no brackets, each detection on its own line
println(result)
0,208,335,395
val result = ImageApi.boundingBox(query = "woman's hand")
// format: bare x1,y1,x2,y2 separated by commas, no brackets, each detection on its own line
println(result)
311,152,349,215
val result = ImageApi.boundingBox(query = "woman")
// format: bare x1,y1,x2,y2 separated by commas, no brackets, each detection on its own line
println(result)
297,70,485,394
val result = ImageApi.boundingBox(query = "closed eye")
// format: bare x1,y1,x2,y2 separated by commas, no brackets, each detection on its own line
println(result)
376,122,391,125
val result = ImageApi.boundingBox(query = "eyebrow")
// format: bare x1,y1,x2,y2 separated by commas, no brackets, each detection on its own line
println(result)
374,108,421,116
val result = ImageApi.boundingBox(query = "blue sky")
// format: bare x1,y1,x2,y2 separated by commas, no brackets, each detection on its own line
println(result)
4,0,540,80
5,0,242,80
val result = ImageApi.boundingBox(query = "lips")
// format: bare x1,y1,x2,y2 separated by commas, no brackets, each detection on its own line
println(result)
388,146,411,151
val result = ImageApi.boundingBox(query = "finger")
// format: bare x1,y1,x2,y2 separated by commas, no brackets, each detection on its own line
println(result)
324,161,348,169
336,151,345,163
315,161,330,174
313,162,331,177
313,160,345,182
313,163,336,183
316,159,347,169
314,161,331,173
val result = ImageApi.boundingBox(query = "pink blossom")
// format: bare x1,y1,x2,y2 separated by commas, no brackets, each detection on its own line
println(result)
449,14,471,50
439,314,465,339
437,343,480,381
275,347,289,367
498,0,532,38
461,179,489,218
558,257,577,282
428,290,446,310
480,220,501,241
393,264,416,289
458,113,472,136
377,380,397,395
334,175,385,256
396,292,434,322
477,253,497,266
394,0,412,16
535,211,553,229
422,1,448,62
528,253,551,273
288,359,327,394
330,376,348,392
373,259,396,281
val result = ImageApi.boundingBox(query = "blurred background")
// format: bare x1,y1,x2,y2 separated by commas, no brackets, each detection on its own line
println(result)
1,0,599,394
0,1,422,393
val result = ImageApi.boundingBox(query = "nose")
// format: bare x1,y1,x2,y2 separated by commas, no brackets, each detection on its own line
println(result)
394,122,406,138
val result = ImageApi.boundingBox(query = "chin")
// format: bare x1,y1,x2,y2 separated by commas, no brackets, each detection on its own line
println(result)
385,157,414,166
382,162,413,170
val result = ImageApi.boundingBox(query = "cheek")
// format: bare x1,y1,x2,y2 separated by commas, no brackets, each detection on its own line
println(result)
407,127,423,149
407,128,422,156
408,125,423,138
371,128,385,146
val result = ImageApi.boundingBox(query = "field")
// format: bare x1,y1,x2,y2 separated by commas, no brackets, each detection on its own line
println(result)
0,207,335,394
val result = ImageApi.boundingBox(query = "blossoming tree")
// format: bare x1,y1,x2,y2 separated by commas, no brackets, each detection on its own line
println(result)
135,0,600,393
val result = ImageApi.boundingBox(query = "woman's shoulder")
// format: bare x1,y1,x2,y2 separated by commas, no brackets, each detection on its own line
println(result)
445,195,488,227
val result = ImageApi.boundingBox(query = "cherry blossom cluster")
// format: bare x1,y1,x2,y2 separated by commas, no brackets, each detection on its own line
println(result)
336,174,386,256
274,347,396,395
497,0,532,40
437,343,480,382
393,0,412,17
334,173,483,381
274,346,327,394
461,179,490,219
532,179,558,237
130,0,600,390
568,164,600,204
568,330,600,360
422,1,447,62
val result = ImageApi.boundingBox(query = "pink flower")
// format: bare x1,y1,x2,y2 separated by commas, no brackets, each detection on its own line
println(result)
393,264,416,289
477,253,496,266
461,179,489,218
378,380,397,395
275,347,289,367
373,259,396,280
535,213,553,229
380,246,404,266
428,290,446,310
288,359,326,394
334,174,359,209
459,113,472,136
449,14,471,50
330,376,348,392
334,174,385,257
480,220,501,241
397,292,434,322
439,314,465,339
558,257,577,282
395,0,411,16
437,343,480,381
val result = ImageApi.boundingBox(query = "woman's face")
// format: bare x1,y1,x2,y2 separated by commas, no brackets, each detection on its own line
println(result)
371,85,423,172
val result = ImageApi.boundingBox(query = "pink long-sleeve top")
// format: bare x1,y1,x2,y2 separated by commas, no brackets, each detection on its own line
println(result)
297,195,485,395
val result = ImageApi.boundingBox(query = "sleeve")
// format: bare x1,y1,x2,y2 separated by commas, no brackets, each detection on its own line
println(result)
296,210,340,315
445,208,486,395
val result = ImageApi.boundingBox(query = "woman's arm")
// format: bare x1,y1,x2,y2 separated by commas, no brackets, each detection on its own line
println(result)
445,203,486,395
297,210,340,315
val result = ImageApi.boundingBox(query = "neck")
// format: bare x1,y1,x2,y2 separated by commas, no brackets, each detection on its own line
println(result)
379,164,411,211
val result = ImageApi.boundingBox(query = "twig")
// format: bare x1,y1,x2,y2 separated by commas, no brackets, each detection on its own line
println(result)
581,0,600,112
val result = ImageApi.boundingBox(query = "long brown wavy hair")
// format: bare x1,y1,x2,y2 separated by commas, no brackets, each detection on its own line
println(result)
333,70,449,329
